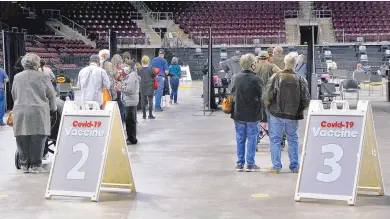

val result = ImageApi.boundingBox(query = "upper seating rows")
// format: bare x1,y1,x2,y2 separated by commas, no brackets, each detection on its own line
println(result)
314,1,390,42
145,1,299,44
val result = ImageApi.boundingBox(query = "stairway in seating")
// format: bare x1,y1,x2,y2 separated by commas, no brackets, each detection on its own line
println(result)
285,19,300,45
318,18,336,44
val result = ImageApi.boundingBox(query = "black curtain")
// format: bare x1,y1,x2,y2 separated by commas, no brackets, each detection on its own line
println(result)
2,31,26,110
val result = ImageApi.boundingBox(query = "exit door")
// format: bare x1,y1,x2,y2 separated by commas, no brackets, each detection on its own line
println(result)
300,26,318,45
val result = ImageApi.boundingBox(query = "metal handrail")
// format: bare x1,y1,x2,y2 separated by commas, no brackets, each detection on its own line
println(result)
284,10,300,19
191,34,287,47
60,15,87,37
312,10,332,18
0,21,9,31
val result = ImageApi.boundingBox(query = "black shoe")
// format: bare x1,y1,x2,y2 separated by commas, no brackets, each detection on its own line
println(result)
246,164,260,172
148,116,155,119
142,116,146,119
235,164,244,172
131,139,138,145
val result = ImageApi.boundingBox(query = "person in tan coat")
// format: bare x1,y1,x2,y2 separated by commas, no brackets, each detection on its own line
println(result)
271,46,285,70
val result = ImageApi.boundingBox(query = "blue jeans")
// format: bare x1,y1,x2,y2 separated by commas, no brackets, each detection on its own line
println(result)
155,76,165,110
269,114,299,171
0,89,4,124
170,77,179,103
117,91,125,121
234,120,259,165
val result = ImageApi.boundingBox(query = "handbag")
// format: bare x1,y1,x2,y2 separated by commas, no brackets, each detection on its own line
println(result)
222,95,233,114
102,70,112,109
6,111,13,127
153,67,160,90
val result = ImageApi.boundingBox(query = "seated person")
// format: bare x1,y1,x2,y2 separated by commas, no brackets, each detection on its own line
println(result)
56,72,75,101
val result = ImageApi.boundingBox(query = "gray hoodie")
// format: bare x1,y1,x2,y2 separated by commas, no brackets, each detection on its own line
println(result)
220,55,242,79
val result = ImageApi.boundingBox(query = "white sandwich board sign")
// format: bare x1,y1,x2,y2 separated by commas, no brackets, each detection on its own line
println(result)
295,100,384,205
45,101,136,202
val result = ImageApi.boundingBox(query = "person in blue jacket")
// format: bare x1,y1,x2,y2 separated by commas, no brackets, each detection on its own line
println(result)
151,49,169,111
168,57,181,104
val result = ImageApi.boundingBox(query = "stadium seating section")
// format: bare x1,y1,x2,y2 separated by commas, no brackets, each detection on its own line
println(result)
55,1,145,44
314,1,390,42
146,1,299,45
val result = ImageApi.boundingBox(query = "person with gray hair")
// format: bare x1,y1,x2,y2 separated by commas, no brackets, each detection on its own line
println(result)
263,52,310,174
272,46,285,70
220,51,242,81
229,53,264,172
11,53,57,173
98,49,117,101
168,57,181,104
77,55,111,108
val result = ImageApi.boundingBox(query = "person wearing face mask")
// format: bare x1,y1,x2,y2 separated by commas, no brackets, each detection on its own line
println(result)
229,53,264,172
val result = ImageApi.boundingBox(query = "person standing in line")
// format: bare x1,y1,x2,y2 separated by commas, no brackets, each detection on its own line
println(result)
77,55,111,108
230,54,264,172
111,54,126,122
0,67,9,126
99,49,117,101
168,57,181,104
220,51,242,82
263,52,310,174
151,49,169,112
254,50,281,144
12,53,57,173
267,47,274,62
138,55,156,119
271,46,285,70
38,60,56,83
121,64,140,145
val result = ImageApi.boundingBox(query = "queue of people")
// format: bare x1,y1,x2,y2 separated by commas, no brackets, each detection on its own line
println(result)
229,49,310,173
77,49,181,145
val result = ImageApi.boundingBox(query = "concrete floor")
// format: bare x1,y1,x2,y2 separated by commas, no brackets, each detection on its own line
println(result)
1,81,390,219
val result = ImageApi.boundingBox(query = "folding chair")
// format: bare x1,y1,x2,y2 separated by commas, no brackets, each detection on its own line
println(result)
340,79,359,101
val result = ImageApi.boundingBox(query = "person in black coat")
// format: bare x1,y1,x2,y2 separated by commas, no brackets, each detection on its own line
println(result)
230,54,264,172
138,56,156,119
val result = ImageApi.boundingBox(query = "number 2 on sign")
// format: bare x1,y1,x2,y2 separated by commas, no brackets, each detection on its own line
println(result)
316,144,344,183
66,143,89,180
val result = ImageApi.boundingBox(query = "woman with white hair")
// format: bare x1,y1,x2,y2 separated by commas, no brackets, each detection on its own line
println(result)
230,53,264,172
263,52,310,174
12,53,57,173
168,57,181,104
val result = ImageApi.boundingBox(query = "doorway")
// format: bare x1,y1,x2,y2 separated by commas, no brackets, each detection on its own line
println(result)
153,27,167,39
300,26,318,45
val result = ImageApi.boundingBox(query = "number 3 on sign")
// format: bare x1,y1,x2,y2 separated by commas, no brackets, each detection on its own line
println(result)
66,143,90,180
316,144,344,183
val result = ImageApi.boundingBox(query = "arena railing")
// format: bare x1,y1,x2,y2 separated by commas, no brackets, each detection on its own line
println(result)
312,10,332,19
129,12,144,21
333,29,390,43
190,34,287,47
284,10,300,19
42,9,87,37
60,16,87,37
0,21,9,31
